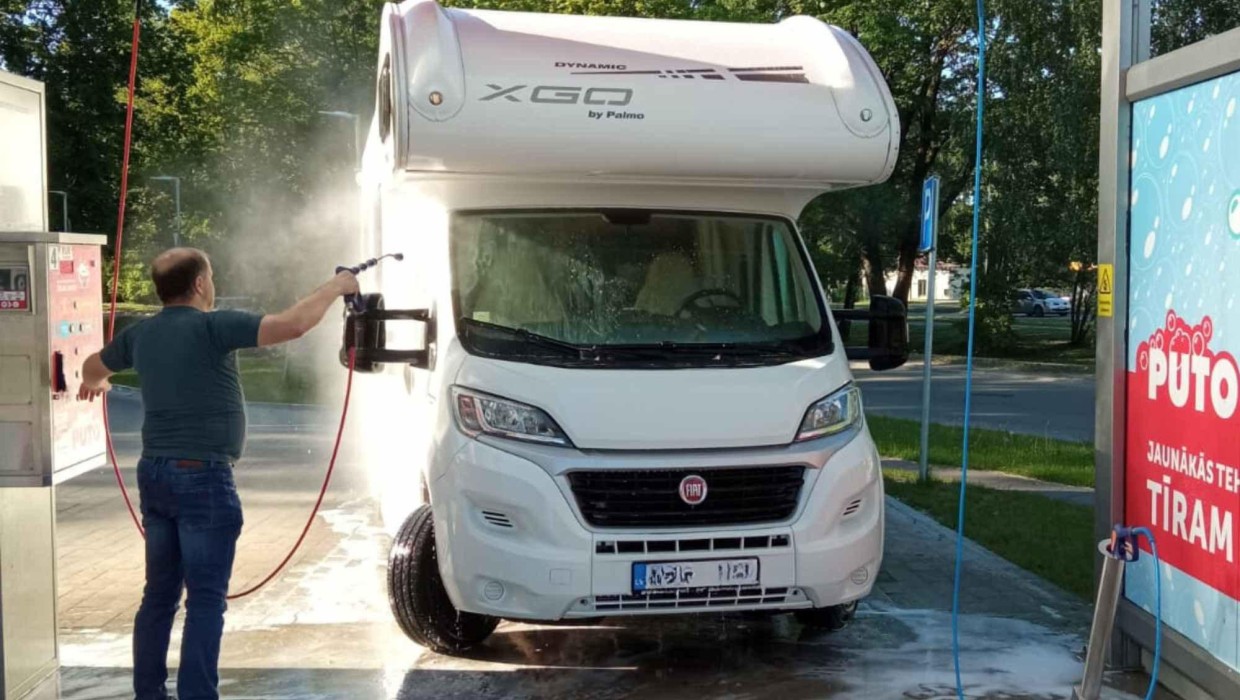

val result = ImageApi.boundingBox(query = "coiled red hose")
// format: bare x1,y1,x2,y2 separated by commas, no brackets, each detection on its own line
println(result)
104,1,354,600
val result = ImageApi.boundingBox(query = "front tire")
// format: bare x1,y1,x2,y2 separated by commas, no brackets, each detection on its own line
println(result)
795,600,858,631
1032,305,1045,317
388,505,499,654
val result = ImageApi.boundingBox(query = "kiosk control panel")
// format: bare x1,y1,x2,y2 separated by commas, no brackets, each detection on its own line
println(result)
0,232,108,487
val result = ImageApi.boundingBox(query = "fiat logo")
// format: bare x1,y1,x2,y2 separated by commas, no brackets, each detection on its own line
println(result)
679,475,708,506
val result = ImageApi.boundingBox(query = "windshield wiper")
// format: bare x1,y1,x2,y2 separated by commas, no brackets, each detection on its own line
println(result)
599,340,807,361
458,318,597,360
459,318,818,366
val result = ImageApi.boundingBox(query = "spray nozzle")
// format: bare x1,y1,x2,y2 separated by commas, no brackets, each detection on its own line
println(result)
337,252,404,312
1108,524,1141,562
336,252,405,277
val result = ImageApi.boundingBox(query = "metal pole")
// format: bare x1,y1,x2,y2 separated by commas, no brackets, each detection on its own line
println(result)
1095,0,1149,669
352,115,362,169
317,110,361,170
918,245,937,482
172,177,181,247
150,176,182,247
49,190,68,231
1074,542,1128,700
917,176,940,483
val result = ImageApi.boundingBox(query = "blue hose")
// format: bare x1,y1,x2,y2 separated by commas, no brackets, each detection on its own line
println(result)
1133,527,1162,700
951,0,987,697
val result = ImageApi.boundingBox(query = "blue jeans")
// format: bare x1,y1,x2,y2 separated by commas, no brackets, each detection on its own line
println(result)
133,457,243,700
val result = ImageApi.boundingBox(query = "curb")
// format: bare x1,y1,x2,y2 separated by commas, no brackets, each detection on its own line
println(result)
882,495,1091,610
910,354,1095,374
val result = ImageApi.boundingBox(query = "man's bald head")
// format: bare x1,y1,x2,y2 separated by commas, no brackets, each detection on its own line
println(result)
151,248,211,305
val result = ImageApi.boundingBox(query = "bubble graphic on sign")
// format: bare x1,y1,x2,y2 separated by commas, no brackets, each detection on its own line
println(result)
1144,231,1157,258
1228,97,1237,119
1182,197,1193,220
1229,191,1240,237
1159,134,1170,159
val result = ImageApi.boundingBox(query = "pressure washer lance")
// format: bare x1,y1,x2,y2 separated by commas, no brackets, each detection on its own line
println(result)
1074,526,1162,700
336,252,404,312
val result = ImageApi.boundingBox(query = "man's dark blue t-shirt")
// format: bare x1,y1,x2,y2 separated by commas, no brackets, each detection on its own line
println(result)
101,306,263,463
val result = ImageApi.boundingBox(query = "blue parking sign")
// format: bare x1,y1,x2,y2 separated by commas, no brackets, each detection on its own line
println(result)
920,176,940,253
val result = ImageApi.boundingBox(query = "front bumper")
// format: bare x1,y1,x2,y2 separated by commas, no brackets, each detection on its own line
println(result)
429,430,884,621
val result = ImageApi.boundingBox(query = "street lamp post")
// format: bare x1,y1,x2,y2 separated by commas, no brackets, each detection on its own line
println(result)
149,176,182,247
317,110,361,169
48,190,69,232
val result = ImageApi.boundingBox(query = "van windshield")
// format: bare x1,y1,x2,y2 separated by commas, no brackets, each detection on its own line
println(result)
450,211,831,368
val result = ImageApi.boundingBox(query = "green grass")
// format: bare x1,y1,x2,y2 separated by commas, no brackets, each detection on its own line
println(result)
867,414,1094,487
906,315,1095,367
111,352,318,404
111,302,160,314
836,306,1095,367
884,471,1095,599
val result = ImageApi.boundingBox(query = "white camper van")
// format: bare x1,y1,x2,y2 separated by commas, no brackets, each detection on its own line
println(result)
347,0,908,654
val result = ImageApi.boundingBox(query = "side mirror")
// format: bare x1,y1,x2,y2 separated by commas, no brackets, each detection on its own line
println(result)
836,295,909,371
340,293,433,373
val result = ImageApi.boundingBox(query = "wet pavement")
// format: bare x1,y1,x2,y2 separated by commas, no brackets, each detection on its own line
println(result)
44,393,1149,700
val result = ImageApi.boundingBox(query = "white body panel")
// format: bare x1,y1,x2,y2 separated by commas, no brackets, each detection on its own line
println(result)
362,1,897,622
0,71,47,232
369,1,899,200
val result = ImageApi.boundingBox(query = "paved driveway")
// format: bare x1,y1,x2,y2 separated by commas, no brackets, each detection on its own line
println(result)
41,394,1119,699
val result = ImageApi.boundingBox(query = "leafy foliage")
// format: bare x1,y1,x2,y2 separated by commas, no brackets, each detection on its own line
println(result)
1,0,1237,321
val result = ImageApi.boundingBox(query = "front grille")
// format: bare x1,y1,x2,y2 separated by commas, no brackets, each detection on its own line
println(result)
591,586,799,611
595,533,790,555
567,466,806,528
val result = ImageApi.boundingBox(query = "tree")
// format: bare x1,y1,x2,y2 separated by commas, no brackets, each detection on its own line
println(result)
0,0,183,238
7,0,1236,313
1152,0,1240,55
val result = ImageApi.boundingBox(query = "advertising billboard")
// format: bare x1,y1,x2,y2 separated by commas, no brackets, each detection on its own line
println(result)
1126,68,1240,672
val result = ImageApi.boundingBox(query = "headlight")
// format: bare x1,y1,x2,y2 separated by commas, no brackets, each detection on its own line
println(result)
795,385,862,442
452,387,572,446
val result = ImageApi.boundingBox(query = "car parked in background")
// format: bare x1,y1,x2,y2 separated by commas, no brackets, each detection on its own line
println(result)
1013,288,1070,316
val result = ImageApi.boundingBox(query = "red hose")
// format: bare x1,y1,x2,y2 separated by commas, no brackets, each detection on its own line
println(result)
105,8,145,538
227,349,355,600
104,2,354,600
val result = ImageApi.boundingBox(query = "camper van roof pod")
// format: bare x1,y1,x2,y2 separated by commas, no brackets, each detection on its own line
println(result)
374,1,899,200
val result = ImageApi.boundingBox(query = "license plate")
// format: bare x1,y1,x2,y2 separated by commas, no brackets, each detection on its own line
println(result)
632,558,760,592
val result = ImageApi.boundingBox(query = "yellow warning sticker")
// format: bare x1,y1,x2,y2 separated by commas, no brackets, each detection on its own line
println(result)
1098,263,1114,318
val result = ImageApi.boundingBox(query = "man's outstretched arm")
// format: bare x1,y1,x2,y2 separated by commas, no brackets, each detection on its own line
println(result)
257,271,359,347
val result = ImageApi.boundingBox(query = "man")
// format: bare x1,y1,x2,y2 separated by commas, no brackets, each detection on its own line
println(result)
78,248,358,700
